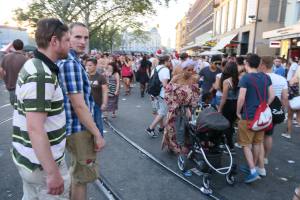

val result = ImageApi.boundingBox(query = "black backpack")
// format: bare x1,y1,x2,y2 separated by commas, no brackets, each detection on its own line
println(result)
147,67,165,96
269,96,285,124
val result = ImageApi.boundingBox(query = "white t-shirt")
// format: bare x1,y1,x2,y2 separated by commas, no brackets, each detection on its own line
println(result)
215,73,222,97
156,65,170,98
287,62,299,81
267,73,288,99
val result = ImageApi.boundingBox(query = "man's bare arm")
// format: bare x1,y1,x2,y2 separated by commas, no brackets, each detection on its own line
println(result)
68,93,105,151
237,88,246,119
26,112,64,195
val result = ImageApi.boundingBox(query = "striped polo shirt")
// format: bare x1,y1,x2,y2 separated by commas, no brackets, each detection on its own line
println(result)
12,51,66,172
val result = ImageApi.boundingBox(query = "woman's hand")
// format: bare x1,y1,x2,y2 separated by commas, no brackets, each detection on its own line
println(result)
186,108,192,120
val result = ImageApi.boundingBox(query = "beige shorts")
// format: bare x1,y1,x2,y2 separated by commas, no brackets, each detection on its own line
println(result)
17,159,70,200
238,120,264,146
67,130,99,184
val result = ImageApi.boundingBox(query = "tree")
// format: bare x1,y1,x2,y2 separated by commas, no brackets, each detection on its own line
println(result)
14,0,173,35
15,0,173,51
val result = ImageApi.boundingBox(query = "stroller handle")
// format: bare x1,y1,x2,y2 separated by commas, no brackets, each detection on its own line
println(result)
200,144,233,175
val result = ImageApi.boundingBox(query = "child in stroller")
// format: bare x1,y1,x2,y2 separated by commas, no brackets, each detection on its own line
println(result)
177,103,236,195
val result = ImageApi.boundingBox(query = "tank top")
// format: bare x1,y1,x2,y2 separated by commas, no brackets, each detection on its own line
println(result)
226,79,238,100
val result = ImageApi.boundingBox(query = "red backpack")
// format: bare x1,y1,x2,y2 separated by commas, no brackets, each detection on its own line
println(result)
245,75,272,131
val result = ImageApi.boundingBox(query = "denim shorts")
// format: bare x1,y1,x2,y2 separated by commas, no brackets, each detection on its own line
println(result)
157,97,168,117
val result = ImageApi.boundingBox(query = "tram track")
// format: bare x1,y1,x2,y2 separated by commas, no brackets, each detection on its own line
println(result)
104,119,229,200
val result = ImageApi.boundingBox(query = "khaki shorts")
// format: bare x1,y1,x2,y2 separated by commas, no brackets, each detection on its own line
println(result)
67,130,99,184
17,159,70,200
238,120,264,146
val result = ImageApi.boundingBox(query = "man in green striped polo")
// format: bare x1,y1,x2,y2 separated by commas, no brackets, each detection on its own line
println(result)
12,18,71,199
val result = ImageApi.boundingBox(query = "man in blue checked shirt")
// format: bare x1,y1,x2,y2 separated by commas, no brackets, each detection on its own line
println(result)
57,22,105,200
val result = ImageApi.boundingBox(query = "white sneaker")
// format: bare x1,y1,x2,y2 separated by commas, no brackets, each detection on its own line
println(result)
293,120,298,125
264,158,269,165
234,142,242,149
281,133,291,139
256,167,266,177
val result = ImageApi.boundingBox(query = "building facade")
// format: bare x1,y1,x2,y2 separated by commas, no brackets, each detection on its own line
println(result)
0,25,30,49
120,28,161,53
263,0,300,59
212,0,287,56
180,0,214,54
175,16,188,52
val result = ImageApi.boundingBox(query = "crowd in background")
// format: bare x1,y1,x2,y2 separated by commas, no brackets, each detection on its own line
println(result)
1,17,300,200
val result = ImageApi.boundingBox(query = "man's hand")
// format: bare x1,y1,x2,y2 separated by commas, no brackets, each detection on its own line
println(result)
114,91,119,96
236,113,242,120
101,104,107,111
94,135,105,151
47,170,64,195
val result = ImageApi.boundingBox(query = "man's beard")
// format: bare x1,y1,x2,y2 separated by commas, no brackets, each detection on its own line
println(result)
58,51,69,59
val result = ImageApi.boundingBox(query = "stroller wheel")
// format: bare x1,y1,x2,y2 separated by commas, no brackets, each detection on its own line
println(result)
202,175,211,189
177,154,187,172
225,172,235,185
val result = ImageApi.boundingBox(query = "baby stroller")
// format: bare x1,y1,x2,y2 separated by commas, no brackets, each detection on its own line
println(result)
177,105,236,195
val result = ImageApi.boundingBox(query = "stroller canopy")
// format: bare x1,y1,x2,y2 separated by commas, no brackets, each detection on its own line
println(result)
196,107,230,132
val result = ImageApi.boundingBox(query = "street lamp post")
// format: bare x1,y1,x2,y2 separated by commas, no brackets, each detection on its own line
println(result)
250,0,262,54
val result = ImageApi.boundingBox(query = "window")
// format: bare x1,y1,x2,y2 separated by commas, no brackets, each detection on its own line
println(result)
221,3,228,34
297,2,300,22
236,0,244,28
268,0,280,22
216,9,221,34
246,0,258,24
227,0,235,31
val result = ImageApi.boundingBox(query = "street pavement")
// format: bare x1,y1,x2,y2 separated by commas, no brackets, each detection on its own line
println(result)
100,84,300,200
0,80,300,200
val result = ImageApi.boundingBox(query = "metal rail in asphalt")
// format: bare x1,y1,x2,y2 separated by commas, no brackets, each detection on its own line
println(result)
0,117,12,125
0,104,10,109
104,120,228,200
95,176,123,200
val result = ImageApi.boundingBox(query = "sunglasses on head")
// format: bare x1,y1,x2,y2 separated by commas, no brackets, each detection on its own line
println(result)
49,19,64,40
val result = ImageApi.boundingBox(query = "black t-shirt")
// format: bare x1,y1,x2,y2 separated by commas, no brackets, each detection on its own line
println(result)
89,71,107,106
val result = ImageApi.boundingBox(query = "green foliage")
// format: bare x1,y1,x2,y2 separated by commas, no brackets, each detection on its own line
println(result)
14,0,173,51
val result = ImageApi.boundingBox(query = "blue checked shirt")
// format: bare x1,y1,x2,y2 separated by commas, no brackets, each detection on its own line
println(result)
57,49,95,136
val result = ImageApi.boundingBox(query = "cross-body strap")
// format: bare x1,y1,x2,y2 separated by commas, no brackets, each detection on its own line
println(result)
249,74,267,103
244,74,267,121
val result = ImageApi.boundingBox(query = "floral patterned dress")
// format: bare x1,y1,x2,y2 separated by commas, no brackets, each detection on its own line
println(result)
162,82,200,153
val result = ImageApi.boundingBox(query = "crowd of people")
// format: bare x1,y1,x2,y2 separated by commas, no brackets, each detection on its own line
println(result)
0,17,300,200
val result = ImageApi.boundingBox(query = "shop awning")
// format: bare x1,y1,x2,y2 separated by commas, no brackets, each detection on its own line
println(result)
181,43,200,51
211,33,238,51
263,23,300,40
195,31,213,47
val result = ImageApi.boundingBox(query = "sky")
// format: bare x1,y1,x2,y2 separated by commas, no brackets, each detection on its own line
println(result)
0,0,195,48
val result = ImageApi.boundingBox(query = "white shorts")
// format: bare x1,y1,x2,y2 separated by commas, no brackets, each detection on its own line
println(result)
17,159,70,200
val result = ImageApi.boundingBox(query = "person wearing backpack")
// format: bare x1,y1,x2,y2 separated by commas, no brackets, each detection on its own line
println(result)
146,55,171,137
258,56,288,171
236,54,275,183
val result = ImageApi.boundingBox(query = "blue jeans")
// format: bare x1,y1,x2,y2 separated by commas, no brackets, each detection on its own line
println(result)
94,104,104,136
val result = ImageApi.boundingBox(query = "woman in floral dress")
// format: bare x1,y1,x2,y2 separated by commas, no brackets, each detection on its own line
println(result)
162,60,200,154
